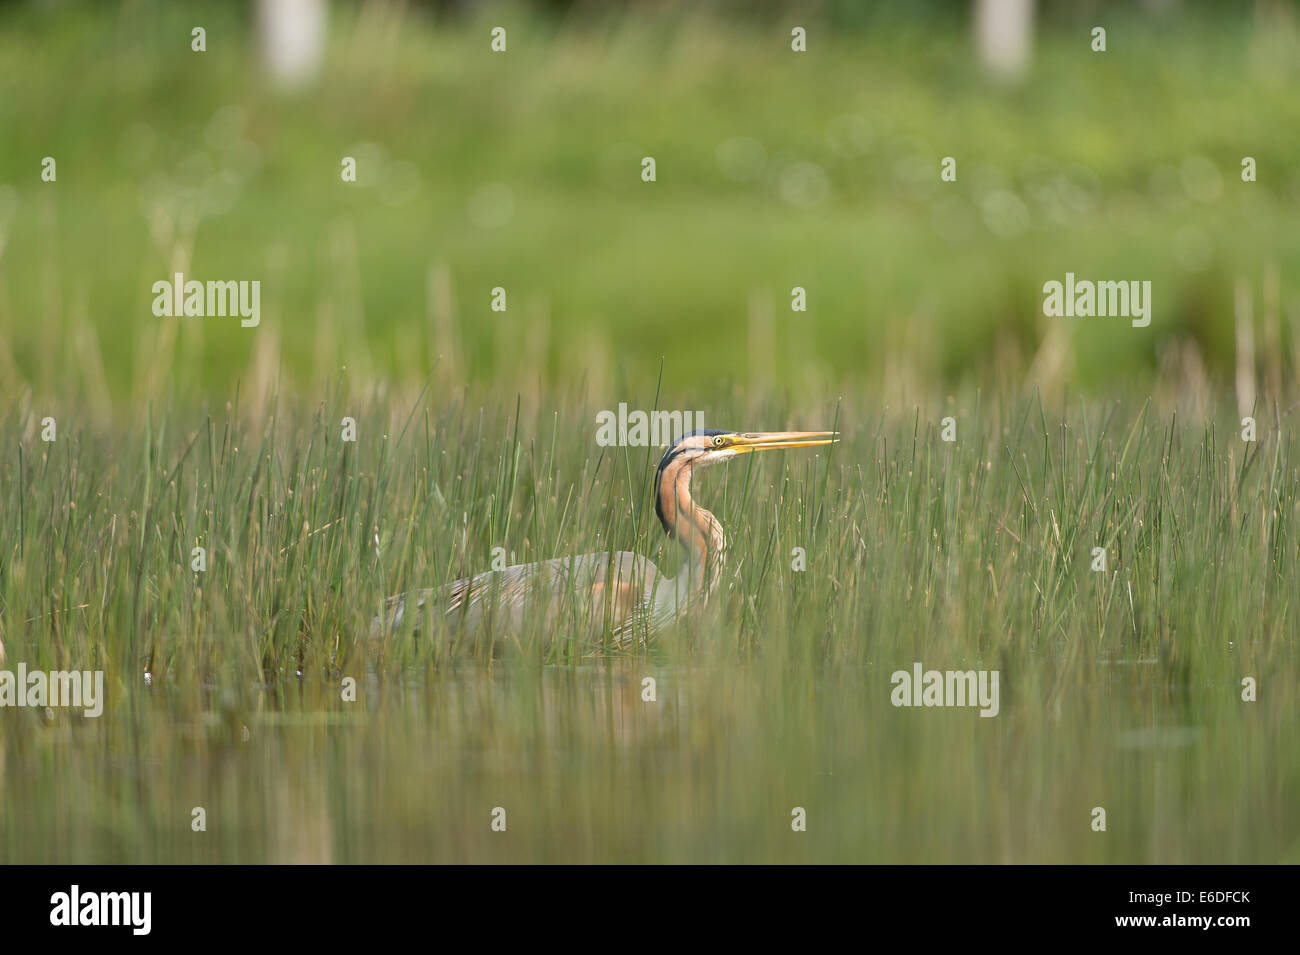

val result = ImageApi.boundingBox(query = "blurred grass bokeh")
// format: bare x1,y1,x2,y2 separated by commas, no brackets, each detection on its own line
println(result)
2,0,1299,407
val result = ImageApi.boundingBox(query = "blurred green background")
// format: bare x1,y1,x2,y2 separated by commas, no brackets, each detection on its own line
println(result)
1,0,1298,413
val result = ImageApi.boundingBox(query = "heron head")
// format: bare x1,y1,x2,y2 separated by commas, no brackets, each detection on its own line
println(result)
656,428,838,473
652,428,837,537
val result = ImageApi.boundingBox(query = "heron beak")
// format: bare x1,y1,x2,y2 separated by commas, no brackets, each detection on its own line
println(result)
728,430,838,454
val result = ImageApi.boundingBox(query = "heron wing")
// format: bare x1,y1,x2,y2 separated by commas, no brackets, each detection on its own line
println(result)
372,551,666,645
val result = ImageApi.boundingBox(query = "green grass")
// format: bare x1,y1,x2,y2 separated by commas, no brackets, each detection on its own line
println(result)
1,387,1296,862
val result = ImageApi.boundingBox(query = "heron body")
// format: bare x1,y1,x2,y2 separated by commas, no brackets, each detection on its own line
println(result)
372,428,835,646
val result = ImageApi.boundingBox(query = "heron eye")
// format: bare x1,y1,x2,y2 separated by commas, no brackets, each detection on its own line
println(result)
713,435,725,447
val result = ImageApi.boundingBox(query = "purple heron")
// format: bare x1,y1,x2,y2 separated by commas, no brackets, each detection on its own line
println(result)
372,429,836,645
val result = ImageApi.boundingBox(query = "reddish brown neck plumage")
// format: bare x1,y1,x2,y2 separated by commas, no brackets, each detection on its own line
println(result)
654,454,725,596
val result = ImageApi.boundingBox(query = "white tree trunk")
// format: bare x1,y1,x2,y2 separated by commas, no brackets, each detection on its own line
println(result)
975,0,1034,80
257,0,327,90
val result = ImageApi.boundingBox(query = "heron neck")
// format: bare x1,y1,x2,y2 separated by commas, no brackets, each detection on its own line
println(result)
657,462,725,603
674,504,722,591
